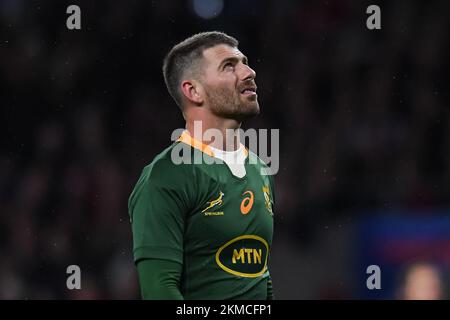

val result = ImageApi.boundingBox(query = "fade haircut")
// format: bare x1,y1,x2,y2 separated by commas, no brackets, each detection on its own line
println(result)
162,31,238,109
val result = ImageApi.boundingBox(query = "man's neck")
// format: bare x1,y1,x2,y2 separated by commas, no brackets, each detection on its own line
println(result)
185,113,242,152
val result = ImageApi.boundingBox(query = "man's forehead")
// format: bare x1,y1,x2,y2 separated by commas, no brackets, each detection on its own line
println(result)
203,44,244,62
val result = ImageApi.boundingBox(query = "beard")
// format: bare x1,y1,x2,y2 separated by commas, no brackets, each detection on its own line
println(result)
205,85,260,122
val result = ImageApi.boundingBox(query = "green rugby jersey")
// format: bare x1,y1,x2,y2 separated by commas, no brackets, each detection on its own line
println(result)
129,131,275,299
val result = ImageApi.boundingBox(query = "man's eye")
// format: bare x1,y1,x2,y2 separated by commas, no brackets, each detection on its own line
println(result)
224,62,234,69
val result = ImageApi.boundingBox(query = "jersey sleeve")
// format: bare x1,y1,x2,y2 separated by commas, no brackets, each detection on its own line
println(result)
137,258,184,300
128,159,195,265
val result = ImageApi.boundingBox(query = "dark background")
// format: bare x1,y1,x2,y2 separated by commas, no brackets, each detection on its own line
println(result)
0,0,449,299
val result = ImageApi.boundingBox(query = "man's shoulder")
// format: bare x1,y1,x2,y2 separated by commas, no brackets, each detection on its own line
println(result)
247,149,269,168
140,141,195,181
246,149,276,183
128,142,196,211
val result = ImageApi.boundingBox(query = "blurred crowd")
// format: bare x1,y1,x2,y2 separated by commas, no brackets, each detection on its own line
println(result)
0,0,449,298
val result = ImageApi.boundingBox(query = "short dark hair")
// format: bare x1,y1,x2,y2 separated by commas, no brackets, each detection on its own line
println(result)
162,31,238,109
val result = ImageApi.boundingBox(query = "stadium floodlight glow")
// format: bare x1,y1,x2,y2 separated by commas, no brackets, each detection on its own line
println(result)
192,0,224,19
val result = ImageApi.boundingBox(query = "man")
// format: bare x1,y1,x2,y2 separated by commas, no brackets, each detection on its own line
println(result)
128,31,275,299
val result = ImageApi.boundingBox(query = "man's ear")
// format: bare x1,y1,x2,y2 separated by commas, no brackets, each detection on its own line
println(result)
181,80,204,106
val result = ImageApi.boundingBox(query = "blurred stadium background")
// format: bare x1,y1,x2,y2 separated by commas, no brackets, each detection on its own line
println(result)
1,0,449,299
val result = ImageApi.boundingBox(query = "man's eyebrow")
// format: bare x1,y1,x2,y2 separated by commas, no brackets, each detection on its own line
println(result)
218,55,249,69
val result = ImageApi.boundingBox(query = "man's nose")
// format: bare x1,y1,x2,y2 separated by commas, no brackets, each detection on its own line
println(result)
240,64,256,81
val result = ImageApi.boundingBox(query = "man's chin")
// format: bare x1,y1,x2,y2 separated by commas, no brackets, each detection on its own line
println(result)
233,103,260,121
211,101,260,121
245,101,260,115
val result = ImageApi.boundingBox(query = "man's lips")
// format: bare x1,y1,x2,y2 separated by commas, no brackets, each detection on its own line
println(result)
240,86,257,95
